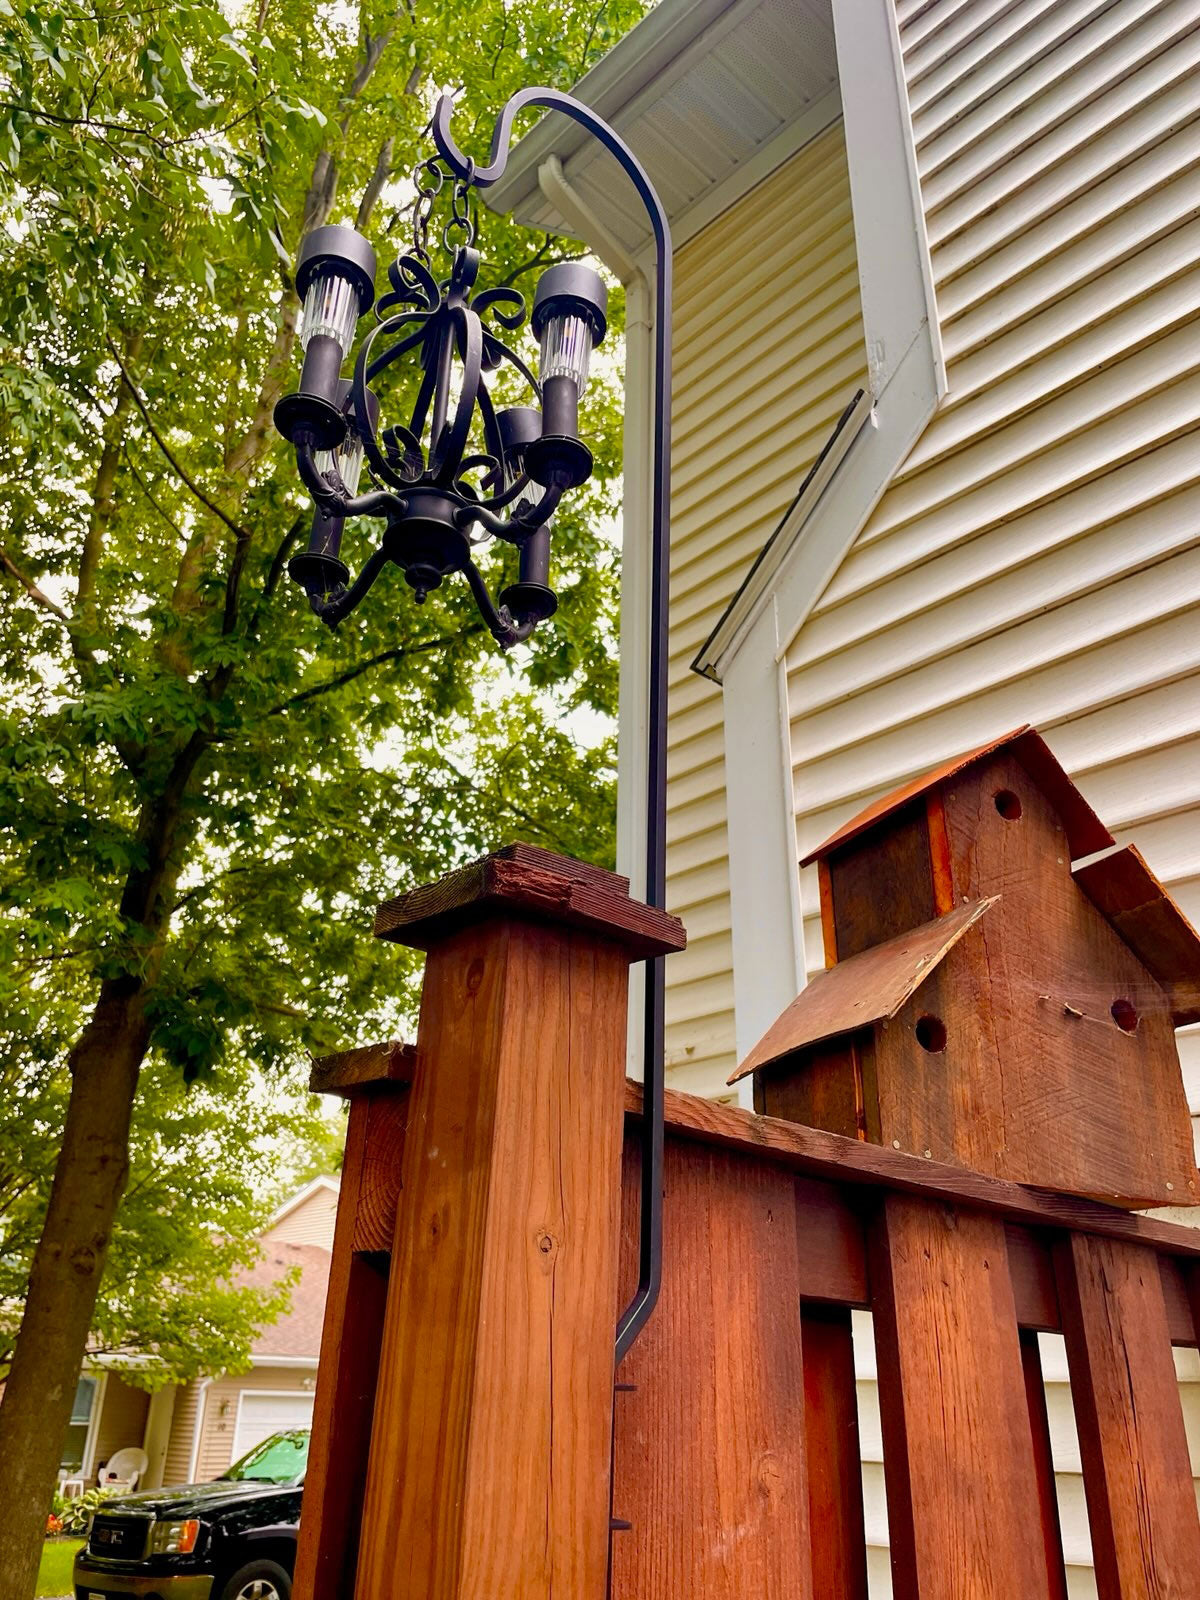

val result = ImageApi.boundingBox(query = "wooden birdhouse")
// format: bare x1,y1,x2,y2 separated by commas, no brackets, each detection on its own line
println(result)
730,726,1200,1207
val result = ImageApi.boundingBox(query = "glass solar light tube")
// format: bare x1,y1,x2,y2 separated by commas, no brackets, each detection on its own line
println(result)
526,262,607,490
274,225,377,450
289,380,380,602
495,406,558,625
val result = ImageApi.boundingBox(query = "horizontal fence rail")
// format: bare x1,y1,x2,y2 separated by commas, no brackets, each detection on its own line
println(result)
297,1065,1200,1600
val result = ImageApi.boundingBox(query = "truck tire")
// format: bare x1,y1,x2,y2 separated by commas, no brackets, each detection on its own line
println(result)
218,1558,292,1600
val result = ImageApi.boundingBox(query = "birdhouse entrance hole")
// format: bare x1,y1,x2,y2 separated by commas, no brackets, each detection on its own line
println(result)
915,1015,948,1054
1111,998,1138,1034
994,789,1022,821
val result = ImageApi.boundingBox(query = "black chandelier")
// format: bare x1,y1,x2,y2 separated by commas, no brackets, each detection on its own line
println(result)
274,89,672,1363
273,146,610,648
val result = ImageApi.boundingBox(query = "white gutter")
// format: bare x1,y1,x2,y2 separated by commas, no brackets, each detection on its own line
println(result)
536,155,653,1076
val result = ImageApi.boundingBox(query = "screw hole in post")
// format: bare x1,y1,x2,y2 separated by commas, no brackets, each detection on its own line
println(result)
915,1014,948,1053
1111,998,1138,1034
994,789,1022,821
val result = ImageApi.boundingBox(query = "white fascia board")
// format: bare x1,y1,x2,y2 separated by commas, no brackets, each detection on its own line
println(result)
247,1353,320,1369
485,0,752,224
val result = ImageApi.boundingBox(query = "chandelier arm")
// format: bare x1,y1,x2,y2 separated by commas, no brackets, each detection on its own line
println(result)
304,544,392,628
293,442,403,522
434,86,672,1366
461,557,536,648
465,478,563,541
478,330,541,397
361,317,434,385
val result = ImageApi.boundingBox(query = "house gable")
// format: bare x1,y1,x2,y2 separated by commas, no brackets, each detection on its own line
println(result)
262,1175,339,1250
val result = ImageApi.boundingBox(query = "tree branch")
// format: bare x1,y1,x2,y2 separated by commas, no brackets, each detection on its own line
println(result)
355,136,395,230
268,627,483,714
0,547,70,624
104,335,253,547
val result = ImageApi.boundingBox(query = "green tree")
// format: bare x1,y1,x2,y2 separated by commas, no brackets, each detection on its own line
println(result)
0,1054,342,1382
0,0,641,1588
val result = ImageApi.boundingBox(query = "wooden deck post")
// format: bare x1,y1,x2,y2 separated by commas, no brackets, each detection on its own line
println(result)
351,844,684,1600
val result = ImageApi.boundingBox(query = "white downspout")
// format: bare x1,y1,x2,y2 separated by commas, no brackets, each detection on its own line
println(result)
536,156,655,1077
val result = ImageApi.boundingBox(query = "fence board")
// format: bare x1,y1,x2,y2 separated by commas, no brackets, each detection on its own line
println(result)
868,1196,1053,1598
611,1141,813,1599
801,1304,869,1599
1055,1234,1200,1598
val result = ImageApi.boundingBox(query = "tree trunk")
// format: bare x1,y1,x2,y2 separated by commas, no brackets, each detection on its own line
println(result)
0,978,150,1600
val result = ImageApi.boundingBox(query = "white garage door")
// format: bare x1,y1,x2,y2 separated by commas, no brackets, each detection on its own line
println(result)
232,1392,314,1460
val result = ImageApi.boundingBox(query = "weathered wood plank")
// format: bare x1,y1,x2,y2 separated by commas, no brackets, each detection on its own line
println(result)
292,1093,399,1600
374,842,686,959
611,1140,813,1599
309,1039,416,1096
801,1304,868,1600
1055,1234,1200,1598
868,1196,1054,1599
626,1084,1200,1265
1020,1329,1069,1600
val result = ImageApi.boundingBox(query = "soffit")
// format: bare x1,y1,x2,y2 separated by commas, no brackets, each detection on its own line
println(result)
484,0,839,251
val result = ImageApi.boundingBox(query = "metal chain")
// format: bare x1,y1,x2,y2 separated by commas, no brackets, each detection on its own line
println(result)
410,157,444,266
442,165,477,252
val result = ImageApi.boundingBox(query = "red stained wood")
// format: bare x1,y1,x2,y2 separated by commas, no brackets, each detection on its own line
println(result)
355,915,632,1600
611,1140,813,1600
940,750,1195,1205
801,1305,868,1600
868,1196,1053,1598
800,725,1112,867
926,791,954,916
308,1039,416,1096
292,1092,403,1600
373,841,686,960
1074,843,1200,1025
817,858,838,967
1020,1330,1069,1600
1055,1234,1200,1596
828,800,936,958
628,1083,1200,1266
730,899,996,1084
1006,1225,1061,1332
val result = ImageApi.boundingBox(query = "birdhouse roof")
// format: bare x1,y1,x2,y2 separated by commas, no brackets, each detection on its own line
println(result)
727,897,998,1085
1074,844,1200,1027
799,725,1114,868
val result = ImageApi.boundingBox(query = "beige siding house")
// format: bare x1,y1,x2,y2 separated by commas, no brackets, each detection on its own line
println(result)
67,1177,337,1492
487,0,1200,1590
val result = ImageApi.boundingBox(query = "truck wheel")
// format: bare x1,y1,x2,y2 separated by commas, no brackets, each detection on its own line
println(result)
218,1559,292,1600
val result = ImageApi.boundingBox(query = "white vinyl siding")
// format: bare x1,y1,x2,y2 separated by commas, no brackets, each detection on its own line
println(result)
782,3,1200,1589
666,124,867,1096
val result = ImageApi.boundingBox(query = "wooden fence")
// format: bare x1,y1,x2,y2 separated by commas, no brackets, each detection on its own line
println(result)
292,846,1200,1599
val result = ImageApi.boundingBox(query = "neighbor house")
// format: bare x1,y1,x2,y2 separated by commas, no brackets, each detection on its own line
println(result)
63,1176,337,1491
486,0,1200,1590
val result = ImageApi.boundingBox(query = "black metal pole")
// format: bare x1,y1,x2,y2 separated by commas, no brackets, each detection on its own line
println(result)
433,89,671,1364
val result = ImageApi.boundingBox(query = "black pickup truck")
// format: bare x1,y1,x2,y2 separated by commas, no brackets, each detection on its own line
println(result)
73,1429,308,1600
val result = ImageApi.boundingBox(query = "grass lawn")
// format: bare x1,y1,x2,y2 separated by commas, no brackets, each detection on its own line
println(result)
36,1538,82,1597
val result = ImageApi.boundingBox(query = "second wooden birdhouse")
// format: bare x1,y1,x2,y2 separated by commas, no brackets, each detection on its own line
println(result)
730,726,1200,1206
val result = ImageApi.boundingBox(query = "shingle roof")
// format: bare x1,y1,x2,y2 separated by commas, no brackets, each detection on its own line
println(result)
242,1241,330,1360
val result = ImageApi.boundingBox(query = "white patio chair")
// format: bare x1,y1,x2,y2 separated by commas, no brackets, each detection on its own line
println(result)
98,1446,148,1492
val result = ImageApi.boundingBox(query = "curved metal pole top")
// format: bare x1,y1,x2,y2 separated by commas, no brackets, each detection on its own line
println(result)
434,88,673,1367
